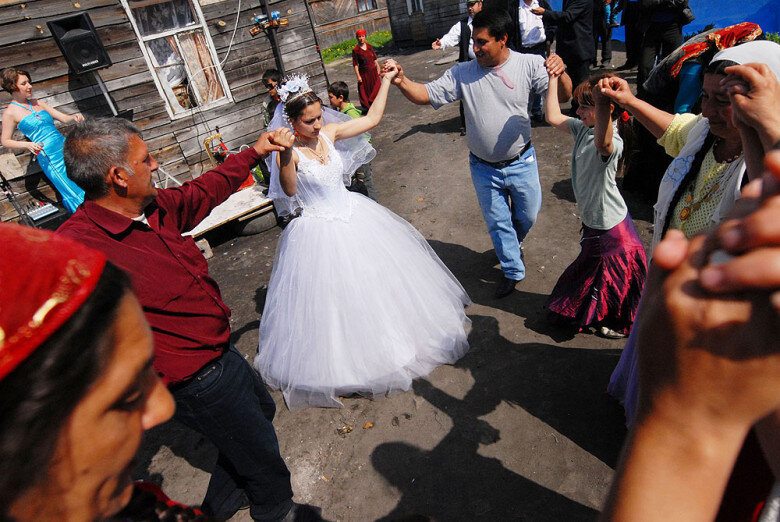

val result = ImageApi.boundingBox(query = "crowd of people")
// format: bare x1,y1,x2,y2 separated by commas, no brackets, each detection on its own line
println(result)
1,2,780,521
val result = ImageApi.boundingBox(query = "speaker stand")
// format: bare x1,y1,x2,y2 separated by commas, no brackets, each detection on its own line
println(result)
93,72,118,117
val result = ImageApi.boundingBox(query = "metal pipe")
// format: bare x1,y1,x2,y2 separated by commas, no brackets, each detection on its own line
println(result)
93,71,118,116
303,0,329,85
261,0,285,75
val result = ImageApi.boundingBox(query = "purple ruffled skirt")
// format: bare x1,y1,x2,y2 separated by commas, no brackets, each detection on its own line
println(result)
544,213,647,334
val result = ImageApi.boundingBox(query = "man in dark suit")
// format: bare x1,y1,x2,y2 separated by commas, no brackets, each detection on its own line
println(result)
530,0,594,90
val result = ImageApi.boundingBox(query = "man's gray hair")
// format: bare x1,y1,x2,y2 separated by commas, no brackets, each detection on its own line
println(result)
64,117,143,200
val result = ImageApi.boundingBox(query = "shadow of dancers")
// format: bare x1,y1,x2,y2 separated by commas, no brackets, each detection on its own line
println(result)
371,314,626,521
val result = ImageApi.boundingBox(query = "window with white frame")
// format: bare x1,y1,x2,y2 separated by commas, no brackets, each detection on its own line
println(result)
121,0,232,118
356,0,376,12
406,0,423,13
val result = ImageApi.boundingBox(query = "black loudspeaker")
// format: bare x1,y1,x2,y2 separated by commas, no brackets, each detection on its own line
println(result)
47,13,112,74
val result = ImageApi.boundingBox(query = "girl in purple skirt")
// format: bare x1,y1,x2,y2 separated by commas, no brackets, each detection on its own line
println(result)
544,71,647,338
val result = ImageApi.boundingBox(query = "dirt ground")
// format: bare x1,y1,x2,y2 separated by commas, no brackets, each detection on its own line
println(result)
135,45,654,521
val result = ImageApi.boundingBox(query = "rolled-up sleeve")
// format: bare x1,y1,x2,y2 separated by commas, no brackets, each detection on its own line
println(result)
425,67,462,109
657,112,702,157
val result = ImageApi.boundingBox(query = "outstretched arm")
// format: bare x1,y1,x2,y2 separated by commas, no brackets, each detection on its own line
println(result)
545,53,572,103
274,127,298,197
598,76,674,138
385,59,430,106
545,74,571,132
38,100,83,124
593,84,615,156
328,64,399,141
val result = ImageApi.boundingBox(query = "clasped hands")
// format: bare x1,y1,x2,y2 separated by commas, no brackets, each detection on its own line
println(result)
253,127,295,157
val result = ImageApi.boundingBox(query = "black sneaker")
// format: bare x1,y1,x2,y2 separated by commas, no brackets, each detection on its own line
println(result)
494,276,521,298
277,503,325,522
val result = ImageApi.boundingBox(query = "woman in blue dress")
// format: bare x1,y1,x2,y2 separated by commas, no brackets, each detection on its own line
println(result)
1,68,85,213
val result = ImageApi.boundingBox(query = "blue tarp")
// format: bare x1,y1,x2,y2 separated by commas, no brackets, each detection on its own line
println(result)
546,0,780,40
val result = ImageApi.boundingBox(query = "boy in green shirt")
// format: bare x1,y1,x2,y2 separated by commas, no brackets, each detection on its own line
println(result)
327,81,378,201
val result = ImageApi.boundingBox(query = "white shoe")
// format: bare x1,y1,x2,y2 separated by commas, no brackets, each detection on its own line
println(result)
598,326,626,339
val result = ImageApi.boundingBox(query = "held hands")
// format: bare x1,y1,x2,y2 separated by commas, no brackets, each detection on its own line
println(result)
591,82,610,106
544,53,566,78
530,7,544,15
380,60,399,82
382,59,404,85
722,63,780,145
431,38,442,50
597,76,635,106
253,129,290,157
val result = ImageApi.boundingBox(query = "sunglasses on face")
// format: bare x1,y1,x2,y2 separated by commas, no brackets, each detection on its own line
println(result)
264,82,276,89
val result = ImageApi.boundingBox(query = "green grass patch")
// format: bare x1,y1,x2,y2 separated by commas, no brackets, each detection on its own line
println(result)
321,30,393,64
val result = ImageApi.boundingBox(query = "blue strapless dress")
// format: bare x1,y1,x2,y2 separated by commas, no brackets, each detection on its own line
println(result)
15,107,84,213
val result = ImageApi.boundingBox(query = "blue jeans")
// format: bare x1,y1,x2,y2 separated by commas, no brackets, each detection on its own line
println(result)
469,147,542,281
170,346,293,521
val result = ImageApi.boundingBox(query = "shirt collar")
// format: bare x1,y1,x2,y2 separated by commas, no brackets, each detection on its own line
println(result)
81,199,156,235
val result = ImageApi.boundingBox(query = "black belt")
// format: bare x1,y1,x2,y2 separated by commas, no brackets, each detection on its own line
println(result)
471,142,532,169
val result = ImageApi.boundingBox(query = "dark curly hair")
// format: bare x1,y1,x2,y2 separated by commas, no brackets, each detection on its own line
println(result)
1,68,30,94
0,262,130,517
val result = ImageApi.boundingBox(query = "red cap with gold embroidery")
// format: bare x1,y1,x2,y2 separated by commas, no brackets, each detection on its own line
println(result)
0,223,107,381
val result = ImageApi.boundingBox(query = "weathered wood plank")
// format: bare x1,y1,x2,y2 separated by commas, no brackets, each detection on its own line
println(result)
0,5,129,47
0,0,118,26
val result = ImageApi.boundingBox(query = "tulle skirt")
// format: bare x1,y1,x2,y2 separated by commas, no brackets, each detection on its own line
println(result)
544,214,647,334
255,194,471,410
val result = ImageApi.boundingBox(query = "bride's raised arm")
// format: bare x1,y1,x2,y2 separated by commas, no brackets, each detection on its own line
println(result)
327,62,398,142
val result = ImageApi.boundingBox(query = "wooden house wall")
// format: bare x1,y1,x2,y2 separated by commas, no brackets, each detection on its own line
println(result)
0,0,328,224
308,0,390,49
386,0,464,48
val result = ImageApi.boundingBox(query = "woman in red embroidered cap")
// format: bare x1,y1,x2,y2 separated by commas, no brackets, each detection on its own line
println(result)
352,29,381,109
0,223,192,521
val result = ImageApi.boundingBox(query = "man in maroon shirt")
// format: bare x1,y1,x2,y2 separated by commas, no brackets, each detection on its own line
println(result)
57,118,315,521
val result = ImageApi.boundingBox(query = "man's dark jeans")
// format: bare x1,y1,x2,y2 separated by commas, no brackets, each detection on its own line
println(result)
171,345,293,521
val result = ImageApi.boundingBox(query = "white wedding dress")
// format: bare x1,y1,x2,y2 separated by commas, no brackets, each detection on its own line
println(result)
254,134,471,410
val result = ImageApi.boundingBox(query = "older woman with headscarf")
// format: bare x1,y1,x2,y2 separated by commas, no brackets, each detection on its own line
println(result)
600,40,780,425
352,29,381,108
0,223,209,521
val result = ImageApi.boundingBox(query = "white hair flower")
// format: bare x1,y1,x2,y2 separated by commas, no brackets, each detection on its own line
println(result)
277,74,313,104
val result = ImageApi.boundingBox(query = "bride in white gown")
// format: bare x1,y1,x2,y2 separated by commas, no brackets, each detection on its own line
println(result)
254,65,471,410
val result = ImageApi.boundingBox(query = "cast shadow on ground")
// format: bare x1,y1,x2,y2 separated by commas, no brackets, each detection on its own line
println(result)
229,284,267,346
427,239,577,342
134,417,217,486
551,178,576,203
372,314,626,521
393,116,462,142
134,284,269,485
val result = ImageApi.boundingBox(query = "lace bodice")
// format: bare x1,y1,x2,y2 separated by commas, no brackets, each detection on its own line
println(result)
294,134,353,221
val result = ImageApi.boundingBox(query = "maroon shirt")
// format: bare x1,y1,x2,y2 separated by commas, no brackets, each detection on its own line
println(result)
58,148,261,385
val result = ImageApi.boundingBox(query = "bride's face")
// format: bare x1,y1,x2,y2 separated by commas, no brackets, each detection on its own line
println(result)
293,102,323,140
